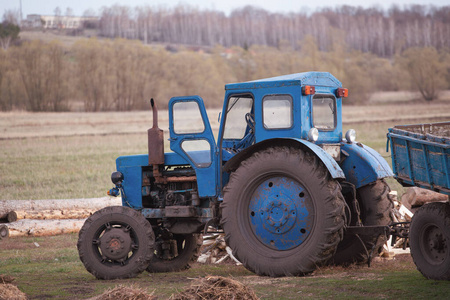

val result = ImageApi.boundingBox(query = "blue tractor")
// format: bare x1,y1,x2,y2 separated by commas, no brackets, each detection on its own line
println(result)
77,72,394,279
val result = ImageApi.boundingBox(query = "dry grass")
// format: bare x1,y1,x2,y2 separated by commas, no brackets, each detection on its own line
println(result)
92,285,156,300
170,276,259,300
342,101,450,124
0,283,27,300
19,30,94,48
0,109,221,140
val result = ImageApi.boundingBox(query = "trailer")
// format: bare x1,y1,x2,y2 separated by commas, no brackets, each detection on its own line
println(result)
388,121,450,280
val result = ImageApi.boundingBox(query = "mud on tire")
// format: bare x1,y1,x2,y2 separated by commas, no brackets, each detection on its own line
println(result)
77,206,154,280
221,146,346,277
330,179,393,265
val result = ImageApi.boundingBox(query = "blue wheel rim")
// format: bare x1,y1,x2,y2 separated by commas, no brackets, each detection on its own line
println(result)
248,176,313,250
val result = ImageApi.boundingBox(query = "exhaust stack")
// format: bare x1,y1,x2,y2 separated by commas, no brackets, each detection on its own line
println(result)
148,98,164,166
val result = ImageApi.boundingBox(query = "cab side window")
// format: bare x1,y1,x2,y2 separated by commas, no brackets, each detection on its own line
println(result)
262,95,293,129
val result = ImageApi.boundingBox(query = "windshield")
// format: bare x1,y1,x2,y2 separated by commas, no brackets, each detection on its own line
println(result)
313,95,336,130
223,96,253,139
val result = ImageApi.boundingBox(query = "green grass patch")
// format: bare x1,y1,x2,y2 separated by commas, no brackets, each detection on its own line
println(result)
0,134,148,200
1,234,449,299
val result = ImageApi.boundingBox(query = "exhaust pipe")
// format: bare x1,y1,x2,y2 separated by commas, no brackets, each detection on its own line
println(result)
148,98,164,166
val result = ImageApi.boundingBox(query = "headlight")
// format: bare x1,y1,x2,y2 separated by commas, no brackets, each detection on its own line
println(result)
345,129,356,143
308,128,319,142
111,171,124,185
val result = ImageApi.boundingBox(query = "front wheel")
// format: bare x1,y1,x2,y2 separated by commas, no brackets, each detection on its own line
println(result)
147,233,202,273
221,147,345,277
77,206,154,280
410,202,450,280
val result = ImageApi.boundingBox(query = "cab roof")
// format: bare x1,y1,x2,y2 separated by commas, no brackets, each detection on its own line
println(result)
225,71,342,91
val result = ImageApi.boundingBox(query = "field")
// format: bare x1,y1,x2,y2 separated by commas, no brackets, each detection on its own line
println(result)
1,234,450,299
2,100,450,201
1,99,450,298
0,235,450,299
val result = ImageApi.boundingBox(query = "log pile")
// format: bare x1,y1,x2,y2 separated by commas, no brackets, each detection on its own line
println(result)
385,187,449,254
0,197,121,238
401,187,449,212
198,233,241,265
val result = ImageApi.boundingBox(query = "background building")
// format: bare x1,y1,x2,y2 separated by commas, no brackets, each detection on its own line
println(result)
23,14,98,29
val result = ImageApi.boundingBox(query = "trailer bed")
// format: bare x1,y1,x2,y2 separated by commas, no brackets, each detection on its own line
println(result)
387,122,450,195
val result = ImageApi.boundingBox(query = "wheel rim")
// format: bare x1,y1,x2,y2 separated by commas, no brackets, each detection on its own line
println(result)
420,223,448,265
92,222,139,265
248,176,314,250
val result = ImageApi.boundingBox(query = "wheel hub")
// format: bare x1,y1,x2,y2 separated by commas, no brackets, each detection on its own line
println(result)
249,176,313,250
100,227,132,261
261,198,296,234
423,225,447,263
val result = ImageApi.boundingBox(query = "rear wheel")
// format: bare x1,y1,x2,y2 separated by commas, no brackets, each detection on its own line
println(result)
410,202,450,280
147,232,202,273
222,147,345,276
331,179,393,265
77,206,154,280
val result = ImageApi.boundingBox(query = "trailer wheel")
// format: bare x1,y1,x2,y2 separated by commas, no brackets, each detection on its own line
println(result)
410,202,450,280
222,147,345,276
147,233,202,273
330,179,393,265
77,206,154,280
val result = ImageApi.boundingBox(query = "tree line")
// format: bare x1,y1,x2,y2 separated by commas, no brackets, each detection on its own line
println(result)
1,35,449,112
97,4,450,58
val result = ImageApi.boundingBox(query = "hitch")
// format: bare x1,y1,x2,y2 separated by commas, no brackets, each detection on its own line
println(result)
344,222,410,267
389,221,410,250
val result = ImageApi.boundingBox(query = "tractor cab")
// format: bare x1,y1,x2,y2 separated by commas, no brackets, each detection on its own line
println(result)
168,72,350,198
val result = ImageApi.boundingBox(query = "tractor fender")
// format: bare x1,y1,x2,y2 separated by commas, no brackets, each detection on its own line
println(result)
223,138,345,179
340,142,393,189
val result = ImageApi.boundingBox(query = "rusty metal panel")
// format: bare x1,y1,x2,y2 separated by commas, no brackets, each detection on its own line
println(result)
148,128,164,165
148,98,165,165
165,206,197,218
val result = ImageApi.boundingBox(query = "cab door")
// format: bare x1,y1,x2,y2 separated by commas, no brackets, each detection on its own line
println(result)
168,96,218,197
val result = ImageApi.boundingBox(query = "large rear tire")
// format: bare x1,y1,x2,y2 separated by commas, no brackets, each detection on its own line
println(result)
221,147,345,277
410,202,450,280
77,206,154,280
331,179,393,265
147,233,202,273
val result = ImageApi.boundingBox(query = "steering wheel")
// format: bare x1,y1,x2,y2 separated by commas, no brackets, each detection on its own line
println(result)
245,112,255,131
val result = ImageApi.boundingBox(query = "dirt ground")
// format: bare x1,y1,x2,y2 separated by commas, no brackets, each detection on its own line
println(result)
1,234,449,299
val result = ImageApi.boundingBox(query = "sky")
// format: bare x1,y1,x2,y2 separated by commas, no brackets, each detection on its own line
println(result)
1,0,449,19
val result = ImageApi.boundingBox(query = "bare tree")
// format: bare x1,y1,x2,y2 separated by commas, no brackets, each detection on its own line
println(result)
2,9,20,25
399,47,447,101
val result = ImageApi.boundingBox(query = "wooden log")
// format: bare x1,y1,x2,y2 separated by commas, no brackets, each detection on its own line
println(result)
0,224,9,239
14,209,97,220
0,211,17,223
6,219,86,237
401,187,449,209
0,197,121,220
